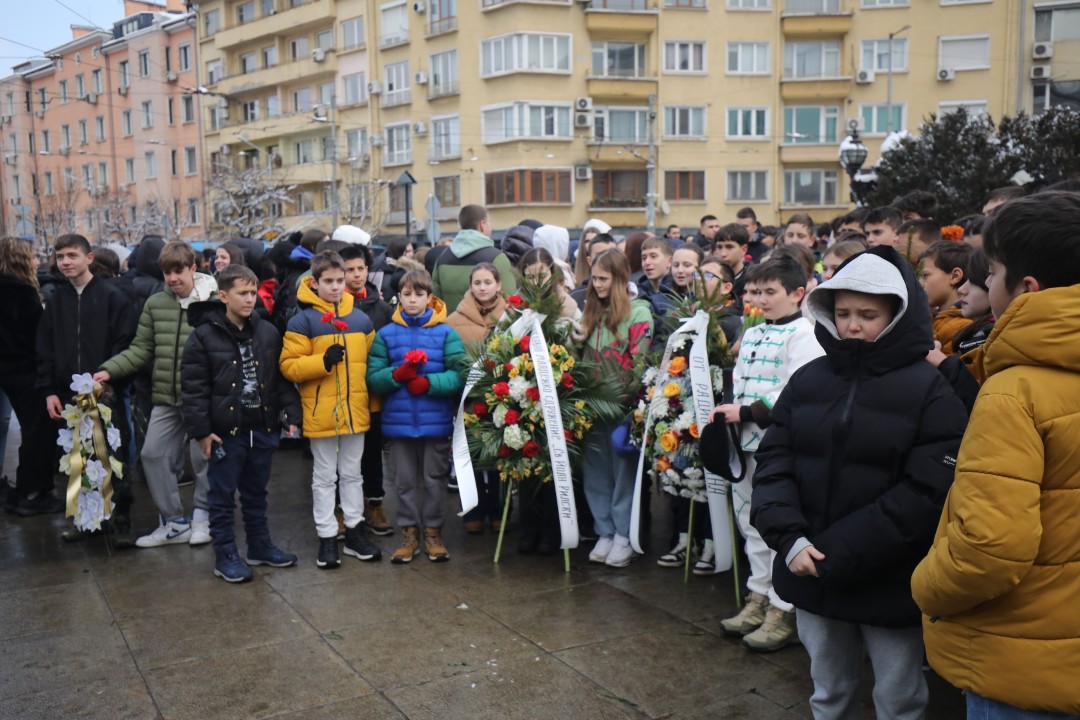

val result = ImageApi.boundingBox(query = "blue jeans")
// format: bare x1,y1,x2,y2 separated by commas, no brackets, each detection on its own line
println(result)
207,429,279,551
968,692,1079,720
582,424,636,538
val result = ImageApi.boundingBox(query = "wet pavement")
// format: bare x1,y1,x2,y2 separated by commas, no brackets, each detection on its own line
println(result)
0,446,965,719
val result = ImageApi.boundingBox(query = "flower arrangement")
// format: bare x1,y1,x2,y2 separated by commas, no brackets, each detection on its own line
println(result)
742,303,765,332
58,373,123,532
940,225,965,242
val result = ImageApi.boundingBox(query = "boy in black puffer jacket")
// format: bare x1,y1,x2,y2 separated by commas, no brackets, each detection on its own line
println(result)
751,245,967,720
181,265,302,583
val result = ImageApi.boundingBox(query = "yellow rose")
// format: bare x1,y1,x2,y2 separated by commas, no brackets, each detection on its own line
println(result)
663,382,681,398
659,431,679,452
575,400,586,410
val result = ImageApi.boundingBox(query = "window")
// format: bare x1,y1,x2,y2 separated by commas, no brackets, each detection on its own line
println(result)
345,128,368,158
168,98,175,125
481,33,572,77
319,82,334,106
261,0,273,15
593,170,647,207
44,172,54,196
60,125,71,150
120,110,132,136
385,123,412,165
861,38,908,72
290,37,309,61
434,176,460,208
95,116,106,141
59,80,69,104
937,100,988,118
591,41,647,78
142,101,154,128
380,1,409,46
321,134,335,161
431,115,460,160
295,190,316,214
784,169,838,205
593,107,648,143
728,0,769,7
727,42,770,74
85,209,96,232
178,44,191,71
187,198,200,225
1033,81,1080,114
663,106,706,138
294,139,315,164
384,61,411,106
144,151,157,179
5,133,14,153
389,184,408,213
783,105,839,143
204,9,220,35
343,73,366,105
266,95,281,117
1035,7,1080,42
37,88,47,111
665,0,706,7
430,0,457,34
98,162,109,187
938,35,991,71
243,100,260,122
785,0,839,11
183,146,197,175
240,52,258,74
138,50,150,77
726,170,767,201
257,46,276,70
316,30,333,50
860,103,905,134
727,107,768,139
92,69,103,93
237,1,255,23
182,95,195,122
125,158,135,184
784,41,841,78
342,17,364,49
75,74,85,98
206,60,222,84
664,42,706,73
293,87,313,112
481,102,572,143
77,120,88,145
81,164,93,187
41,130,50,153
485,169,571,205
862,0,907,5
430,50,458,96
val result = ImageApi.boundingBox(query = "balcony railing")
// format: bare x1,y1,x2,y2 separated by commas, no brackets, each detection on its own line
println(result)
381,90,412,108
384,150,413,166
591,0,649,9
481,0,569,8
428,15,457,34
428,82,460,99
379,33,410,49
785,0,840,13
429,147,461,162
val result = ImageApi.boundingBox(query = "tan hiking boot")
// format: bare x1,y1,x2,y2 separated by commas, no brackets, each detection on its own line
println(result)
391,527,419,564
720,591,769,637
423,527,450,563
363,501,393,536
742,606,798,653
335,507,346,541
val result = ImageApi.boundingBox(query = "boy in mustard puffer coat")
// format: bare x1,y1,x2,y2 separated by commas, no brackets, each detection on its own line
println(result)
280,251,383,569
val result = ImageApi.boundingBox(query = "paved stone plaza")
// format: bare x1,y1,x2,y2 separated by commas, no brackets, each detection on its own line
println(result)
0,447,965,719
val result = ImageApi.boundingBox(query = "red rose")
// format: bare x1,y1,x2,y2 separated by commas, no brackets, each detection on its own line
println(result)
507,295,524,308
497,445,512,458
564,430,573,442
504,361,515,373
404,349,429,365
473,401,489,416
522,440,540,458
332,320,348,332
519,335,531,353
320,311,335,323
525,387,540,402
493,382,510,399
483,358,496,370
561,373,573,388
504,409,521,425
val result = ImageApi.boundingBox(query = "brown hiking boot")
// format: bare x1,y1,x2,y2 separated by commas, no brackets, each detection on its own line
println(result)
334,507,346,541
463,520,484,534
391,527,419,564
363,501,393,536
720,591,769,637
742,606,798,653
423,527,450,563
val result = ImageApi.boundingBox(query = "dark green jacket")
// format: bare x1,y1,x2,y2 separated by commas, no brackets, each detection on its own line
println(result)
430,229,517,313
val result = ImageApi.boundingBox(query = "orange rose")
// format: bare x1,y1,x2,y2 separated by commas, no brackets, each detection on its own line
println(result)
659,431,679,453
667,357,688,376
656,455,672,472
689,423,700,439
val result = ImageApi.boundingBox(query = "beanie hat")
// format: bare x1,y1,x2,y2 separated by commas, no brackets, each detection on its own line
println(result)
582,218,612,235
331,224,371,246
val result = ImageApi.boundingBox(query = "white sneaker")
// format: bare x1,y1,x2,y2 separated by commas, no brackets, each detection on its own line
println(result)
136,519,191,548
588,536,614,563
190,516,211,546
605,534,635,568
693,539,716,576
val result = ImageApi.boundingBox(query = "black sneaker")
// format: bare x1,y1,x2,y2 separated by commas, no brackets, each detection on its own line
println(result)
315,536,341,569
247,539,298,567
108,515,136,548
14,491,65,516
214,546,254,583
343,525,383,561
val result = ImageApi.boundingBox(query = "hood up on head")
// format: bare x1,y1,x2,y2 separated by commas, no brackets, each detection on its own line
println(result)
135,235,166,279
582,218,612,235
533,224,570,263
501,224,536,267
332,224,372,246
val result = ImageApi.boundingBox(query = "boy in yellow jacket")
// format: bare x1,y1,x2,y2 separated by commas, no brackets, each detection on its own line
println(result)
280,251,383,569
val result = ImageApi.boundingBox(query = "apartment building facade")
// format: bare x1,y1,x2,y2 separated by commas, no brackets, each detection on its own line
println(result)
195,0,1073,237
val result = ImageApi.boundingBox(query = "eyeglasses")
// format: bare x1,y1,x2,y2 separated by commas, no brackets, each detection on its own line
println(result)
699,271,719,281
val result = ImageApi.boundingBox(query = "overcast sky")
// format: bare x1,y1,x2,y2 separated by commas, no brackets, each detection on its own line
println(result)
0,0,142,74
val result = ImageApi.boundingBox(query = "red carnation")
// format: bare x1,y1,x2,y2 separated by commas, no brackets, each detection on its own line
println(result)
504,361,515,373
504,409,521,425
332,320,348,332
561,373,573,388
483,358,496,370
493,382,510,399
564,430,573,442
497,445,512,458
473,401,489,416
404,349,428,365
507,295,524,308
525,387,540,402
519,335,531,353
522,440,540,458
321,311,335,323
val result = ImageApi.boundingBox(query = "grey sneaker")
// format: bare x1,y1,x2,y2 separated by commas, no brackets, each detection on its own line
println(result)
720,591,769,637
742,606,798,653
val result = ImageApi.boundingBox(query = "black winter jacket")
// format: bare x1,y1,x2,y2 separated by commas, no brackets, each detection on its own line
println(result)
353,281,393,330
750,246,967,628
180,303,301,440
0,275,43,376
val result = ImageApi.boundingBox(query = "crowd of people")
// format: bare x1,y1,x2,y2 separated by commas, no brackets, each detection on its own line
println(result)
0,180,1078,719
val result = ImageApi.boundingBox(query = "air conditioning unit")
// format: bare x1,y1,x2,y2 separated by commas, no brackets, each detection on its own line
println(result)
370,133,384,147
36,109,45,118
574,111,593,129
220,144,231,155
1033,42,1053,60
574,164,592,181
59,147,70,156
83,93,98,104
410,218,426,232
3,155,16,166
575,96,593,111
414,70,428,85
118,85,129,96
1031,65,1052,80
166,71,178,82
413,121,427,136
413,1,426,12
855,69,875,84
937,68,955,82
367,81,383,95
312,48,327,63
350,154,369,169
0,115,9,125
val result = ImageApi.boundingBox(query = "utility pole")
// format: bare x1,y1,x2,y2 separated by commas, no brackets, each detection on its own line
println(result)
886,24,910,135
645,92,656,235
330,94,338,228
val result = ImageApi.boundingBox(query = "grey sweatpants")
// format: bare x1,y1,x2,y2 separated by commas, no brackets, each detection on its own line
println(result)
390,437,450,529
142,405,208,521
797,609,928,720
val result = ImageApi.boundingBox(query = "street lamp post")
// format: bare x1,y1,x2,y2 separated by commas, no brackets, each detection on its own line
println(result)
886,24,911,135
396,171,417,245
839,119,869,207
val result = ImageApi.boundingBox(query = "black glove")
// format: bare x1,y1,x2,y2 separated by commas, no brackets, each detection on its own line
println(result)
322,343,346,371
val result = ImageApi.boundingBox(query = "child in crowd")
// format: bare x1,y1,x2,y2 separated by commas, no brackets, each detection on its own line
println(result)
367,269,466,564
570,234,619,310
669,244,704,299
820,239,867,282
519,248,580,324
863,206,904,248
713,224,751,302
752,245,966,719
635,236,674,305
280,251,382,569
711,257,825,652
447,263,508,535
181,265,303,583
94,241,216,549
913,191,1080,718
918,241,974,355
897,219,942,266
578,249,653,568
781,213,817,252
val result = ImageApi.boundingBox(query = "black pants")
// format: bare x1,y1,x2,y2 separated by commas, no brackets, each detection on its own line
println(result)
0,374,58,500
361,412,384,502
207,429,278,551
519,481,559,543
463,469,503,522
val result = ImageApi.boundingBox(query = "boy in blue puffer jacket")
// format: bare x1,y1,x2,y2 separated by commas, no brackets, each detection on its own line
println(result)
367,269,466,564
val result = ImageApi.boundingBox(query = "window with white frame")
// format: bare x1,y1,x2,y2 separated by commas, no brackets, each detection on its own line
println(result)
385,122,412,165
431,115,460,160
95,116,106,142
316,30,333,50
726,107,768,139
1035,6,1080,41
664,41,705,73
937,100,988,118
77,120,88,145
44,172,54,195
862,0,907,5
727,170,768,201
75,75,85,98
60,125,71,150
266,95,280,117
121,111,132,136
187,198,199,225
319,82,334,106
290,37,309,60
41,130,50,153
346,128,368,158
783,105,839,143
184,146,197,175
342,17,364,49
206,60,222,84
124,158,135,184
481,102,571,143
784,41,840,79
728,0,769,7
785,0,839,11
81,164,93,187
784,169,838,206
380,2,409,46
593,107,648,143
293,87,313,112
294,139,315,164
144,151,157,179
481,33,572,77
321,135,335,161
262,46,277,68
727,42,770,74
663,106,706,139
240,52,258,74
98,162,108,187
237,1,255,23
938,35,991,71
861,38,908,72
665,0,706,7
1033,81,1080,114
384,61,411,105
243,100,259,122
178,44,191,71
182,95,195,122
92,69,102,93
860,103,905,134
58,80,69,104
430,50,458,96
138,50,150,77
343,73,366,105
142,101,154,128
591,41,647,78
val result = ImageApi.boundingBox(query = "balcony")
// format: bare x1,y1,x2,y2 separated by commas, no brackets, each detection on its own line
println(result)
586,76,658,101
219,110,318,145
429,147,462,163
580,208,646,226
585,3,658,35
428,82,460,100
582,142,648,165
381,90,412,108
781,0,853,36
384,150,413,167
282,160,334,185
217,55,337,97
379,33,410,50
780,144,843,164
426,15,458,37
481,0,570,11
780,76,852,100
214,0,334,50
